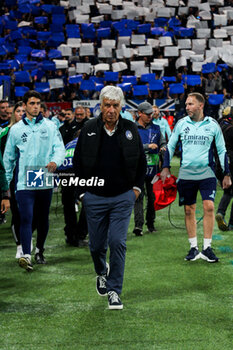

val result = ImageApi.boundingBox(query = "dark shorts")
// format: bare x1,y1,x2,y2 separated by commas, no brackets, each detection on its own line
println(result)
177,177,217,206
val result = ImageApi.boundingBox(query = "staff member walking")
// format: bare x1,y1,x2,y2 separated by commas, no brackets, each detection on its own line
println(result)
161,92,231,263
4,91,65,271
73,86,146,309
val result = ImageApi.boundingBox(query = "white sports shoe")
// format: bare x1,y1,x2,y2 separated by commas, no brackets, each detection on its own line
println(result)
15,245,23,259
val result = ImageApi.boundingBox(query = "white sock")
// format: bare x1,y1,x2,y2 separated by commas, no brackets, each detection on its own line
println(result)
35,247,40,254
203,238,212,250
188,237,198,248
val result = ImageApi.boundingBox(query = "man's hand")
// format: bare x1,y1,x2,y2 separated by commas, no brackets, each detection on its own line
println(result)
222,175,232,189
148,143,158,150
1,199,10,214
133,189,140,200
46,162,57,173
160,167,171,184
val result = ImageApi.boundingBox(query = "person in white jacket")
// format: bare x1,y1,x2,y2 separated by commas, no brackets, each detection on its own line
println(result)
3,91,65,271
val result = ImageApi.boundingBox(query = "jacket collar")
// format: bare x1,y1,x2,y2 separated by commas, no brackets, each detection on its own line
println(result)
22,112,43,125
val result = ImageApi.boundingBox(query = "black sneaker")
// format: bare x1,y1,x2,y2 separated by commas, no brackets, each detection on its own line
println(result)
65,237,79,247
35,251,46,264
96,262,109,297
200,247,219,263
215,213,229,231
78,239,89,247
185,247,200,261
133,227,143,236
18,256,33,271
147,225,157,233
108,291,123,310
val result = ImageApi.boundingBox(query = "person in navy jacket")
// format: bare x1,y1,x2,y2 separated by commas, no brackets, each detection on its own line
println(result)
133,101,166,236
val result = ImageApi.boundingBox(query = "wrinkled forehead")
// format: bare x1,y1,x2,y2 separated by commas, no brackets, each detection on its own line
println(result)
102,97,121,105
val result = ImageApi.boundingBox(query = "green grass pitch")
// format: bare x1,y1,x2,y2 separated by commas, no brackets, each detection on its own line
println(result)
0,158,232,350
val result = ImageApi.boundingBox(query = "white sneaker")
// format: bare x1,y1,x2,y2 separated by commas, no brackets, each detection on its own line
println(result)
15,245,23,259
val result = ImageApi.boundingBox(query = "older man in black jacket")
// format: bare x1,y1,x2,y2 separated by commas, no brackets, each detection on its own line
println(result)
73,86,146,310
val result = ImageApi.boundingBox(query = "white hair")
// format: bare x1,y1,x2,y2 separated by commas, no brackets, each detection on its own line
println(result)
99,86,125,107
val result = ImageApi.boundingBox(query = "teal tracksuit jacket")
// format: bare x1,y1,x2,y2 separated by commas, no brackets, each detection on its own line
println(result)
3,113,65,191
163,115,229,180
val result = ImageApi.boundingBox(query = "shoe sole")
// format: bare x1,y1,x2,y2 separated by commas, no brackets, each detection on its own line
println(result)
185,253,201,261
108,304,123,310
200,253,219,263
18,257,33,271
215,214,229,231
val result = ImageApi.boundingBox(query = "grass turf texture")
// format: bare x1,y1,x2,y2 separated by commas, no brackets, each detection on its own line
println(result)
0,157,232,350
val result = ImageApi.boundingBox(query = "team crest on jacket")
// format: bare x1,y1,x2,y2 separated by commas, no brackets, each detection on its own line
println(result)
125,130,133,140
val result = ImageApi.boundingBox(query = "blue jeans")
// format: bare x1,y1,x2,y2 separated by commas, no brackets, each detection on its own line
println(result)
83,190,135,295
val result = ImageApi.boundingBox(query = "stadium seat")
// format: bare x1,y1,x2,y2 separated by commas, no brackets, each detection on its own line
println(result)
133,85,149,96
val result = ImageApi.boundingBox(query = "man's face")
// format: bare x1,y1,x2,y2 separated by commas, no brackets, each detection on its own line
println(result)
6,106,13,121
152,106,160,119
138,111,153,126
101,98,121,125
185,96,203,118
24,97,41,119
0,102,9,120
75,108,85,122
65,110,74,123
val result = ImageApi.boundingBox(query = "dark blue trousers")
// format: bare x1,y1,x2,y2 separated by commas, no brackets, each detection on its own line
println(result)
83,190,135,295
16,189,53,255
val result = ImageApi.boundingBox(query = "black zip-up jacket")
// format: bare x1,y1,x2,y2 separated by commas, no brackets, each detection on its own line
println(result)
73,114,147,197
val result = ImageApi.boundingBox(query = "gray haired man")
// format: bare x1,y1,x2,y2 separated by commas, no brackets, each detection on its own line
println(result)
73,86,146,309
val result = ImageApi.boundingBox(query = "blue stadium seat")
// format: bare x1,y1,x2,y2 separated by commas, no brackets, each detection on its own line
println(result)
66,25,80,38
80,80,95,91
48,49,62,59
0,75,11,83
149,80,164,91
133,85,149,96
162,76,176,82
173,27,194,37
18,46,32,55
31,50,46,58
95,83,104,91
141,73,156,83
151,27,165,36
202,63,216,74
68,75,82,84
127,20,139,30
185,75,201,86
122,76,137,85
154,18,168,27
37,31,51,41
23,61,39,70
14,71,30,83
34,17,48,24
40,60,56,71
104,71,119,82
208,94,224,105
35,82,50,93
169,83,185,95
97,28,111,39
15,86,30,97
52,14,66,25
137,24,151,34
117,83,132,92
